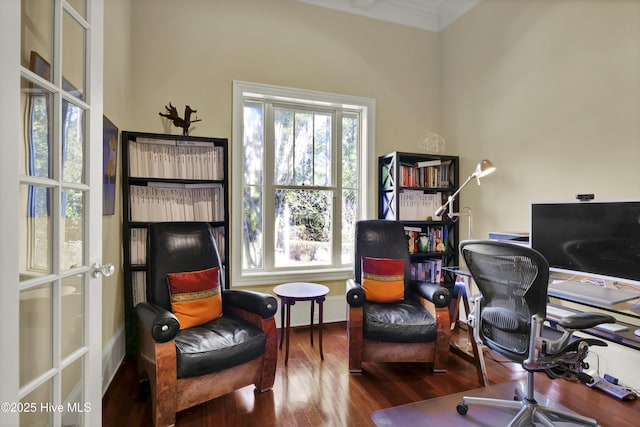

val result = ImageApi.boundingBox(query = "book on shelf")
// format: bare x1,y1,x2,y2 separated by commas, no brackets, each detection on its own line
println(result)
416,159,441,168
404,226,422,254
404,225,448,254
132,271,147,305
410,258,444,283
399,160,452,189
130,228,147,265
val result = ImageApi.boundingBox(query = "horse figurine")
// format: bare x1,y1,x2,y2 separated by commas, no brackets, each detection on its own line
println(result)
159,102,202,135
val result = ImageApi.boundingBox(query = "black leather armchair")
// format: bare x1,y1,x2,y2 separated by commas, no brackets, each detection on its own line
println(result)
134,222,278,426
346,220,452,373
456,240,615,426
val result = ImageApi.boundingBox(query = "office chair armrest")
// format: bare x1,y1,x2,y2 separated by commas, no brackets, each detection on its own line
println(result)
134,302,180,343
346,278,366,307
412,281,451,308
556,312,616,330
222,289,278,319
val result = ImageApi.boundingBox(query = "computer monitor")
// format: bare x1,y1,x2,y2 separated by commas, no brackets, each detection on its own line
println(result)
530,199,640,286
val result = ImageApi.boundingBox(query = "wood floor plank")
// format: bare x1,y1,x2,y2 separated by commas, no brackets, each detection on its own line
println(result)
103,322,640,426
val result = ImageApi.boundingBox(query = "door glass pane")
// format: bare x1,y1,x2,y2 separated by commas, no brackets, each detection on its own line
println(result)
62,100,85,184
21,78,53,178
62,189,84,270
274,189,332,267
62,356,85,427
66,0,86,19
62,10,85,100
20,378,52,427
20,283,53,387
61,275,84,359
21,0,54,72
20,184,53,276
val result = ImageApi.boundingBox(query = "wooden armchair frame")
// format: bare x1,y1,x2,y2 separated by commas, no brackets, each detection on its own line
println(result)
346,280,451,373
137,305,277,427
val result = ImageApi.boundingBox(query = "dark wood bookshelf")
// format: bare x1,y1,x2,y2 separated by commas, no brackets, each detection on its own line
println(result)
121,131,229,355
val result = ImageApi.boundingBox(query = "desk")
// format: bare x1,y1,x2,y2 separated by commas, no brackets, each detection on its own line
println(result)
273,282,329,365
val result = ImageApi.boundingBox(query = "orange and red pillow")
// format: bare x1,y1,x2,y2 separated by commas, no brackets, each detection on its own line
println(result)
361,257,405,303
167,267,222,329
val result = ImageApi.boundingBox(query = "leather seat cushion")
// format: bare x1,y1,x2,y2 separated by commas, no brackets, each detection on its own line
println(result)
363,299,438,343
175,316,266,379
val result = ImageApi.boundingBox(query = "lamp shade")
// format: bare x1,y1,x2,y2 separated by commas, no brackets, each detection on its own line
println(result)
472,159,496,179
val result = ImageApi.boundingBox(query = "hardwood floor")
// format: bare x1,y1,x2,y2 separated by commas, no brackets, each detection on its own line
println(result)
103,322,640,426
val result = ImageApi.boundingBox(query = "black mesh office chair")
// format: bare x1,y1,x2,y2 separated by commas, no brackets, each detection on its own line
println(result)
456,240,615,426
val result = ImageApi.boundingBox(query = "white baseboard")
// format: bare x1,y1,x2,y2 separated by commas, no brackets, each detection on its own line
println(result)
102,323,126,396
274,294,346,328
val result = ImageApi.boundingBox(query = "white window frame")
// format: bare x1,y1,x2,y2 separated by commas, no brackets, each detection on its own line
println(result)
232,81,375,286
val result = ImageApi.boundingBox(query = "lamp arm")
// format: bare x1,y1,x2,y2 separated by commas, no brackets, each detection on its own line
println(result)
434,174,474,217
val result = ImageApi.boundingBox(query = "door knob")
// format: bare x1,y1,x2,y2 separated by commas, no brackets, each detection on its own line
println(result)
92,263,115,278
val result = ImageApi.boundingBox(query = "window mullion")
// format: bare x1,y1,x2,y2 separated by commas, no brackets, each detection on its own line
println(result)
332,110,342,268
263,102,276,270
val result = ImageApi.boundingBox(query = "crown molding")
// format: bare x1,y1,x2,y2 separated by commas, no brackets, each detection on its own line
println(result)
296,0,480,32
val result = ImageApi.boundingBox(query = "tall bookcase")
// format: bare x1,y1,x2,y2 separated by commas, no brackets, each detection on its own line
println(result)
378,151,460,284
121,131,229,355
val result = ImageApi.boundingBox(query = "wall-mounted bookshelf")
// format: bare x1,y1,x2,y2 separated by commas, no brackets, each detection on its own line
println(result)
121,131,229,355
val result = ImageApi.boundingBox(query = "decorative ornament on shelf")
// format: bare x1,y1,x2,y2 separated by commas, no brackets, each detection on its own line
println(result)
417,132,446,154
159,102,202,136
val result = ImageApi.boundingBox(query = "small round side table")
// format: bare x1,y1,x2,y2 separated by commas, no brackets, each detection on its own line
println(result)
273,282,330,366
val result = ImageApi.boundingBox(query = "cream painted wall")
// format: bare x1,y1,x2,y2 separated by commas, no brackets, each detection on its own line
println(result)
440,0,640,390
101,0,441,306
102,1,640,370
102,0,134,346
125,0,440,152
441,0,640,240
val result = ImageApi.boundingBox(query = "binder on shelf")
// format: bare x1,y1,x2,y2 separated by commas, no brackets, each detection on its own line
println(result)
126,136,225,181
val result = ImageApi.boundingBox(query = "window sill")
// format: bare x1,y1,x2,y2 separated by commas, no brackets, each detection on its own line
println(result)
233,266,353,287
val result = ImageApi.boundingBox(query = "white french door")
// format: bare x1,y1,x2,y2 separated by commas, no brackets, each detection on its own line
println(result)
1,1,105,426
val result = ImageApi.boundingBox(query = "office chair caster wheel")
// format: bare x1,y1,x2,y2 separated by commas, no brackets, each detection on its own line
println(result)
456,402,468,415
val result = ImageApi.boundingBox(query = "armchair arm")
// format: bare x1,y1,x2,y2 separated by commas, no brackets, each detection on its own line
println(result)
412,280,451,308
222,289,277,319
134,302,180,343
346,278,366,308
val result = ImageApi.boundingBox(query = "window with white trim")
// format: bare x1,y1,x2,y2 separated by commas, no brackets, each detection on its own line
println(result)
232,81,375,285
